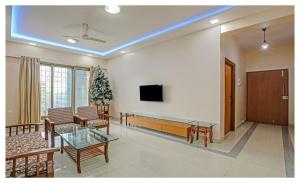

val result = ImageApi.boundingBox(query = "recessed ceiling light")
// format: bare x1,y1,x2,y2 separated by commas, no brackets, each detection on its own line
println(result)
104,5,120,14
120,51,126,54
29,42,36,46
210,19,219,24
66,38,78,44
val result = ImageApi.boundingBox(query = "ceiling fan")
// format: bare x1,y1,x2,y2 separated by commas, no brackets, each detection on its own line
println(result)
63,23,107,43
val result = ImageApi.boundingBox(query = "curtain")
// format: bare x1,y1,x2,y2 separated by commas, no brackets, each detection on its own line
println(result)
19,56,41,124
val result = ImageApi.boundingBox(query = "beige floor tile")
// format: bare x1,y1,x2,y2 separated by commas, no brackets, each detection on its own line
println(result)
206,122,253,152
288,125,294,146
52,120,287,177
225,160,285,177
236,124,285,173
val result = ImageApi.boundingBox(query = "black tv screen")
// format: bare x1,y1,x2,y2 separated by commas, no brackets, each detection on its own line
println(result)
140,85,163,102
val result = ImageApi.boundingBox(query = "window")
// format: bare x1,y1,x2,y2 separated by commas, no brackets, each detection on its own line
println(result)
39,64,90,116
40,65,52,116
75,70,90,110
53,67,72,108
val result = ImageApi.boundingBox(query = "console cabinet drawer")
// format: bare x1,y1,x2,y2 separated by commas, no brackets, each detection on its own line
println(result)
127,115,188,138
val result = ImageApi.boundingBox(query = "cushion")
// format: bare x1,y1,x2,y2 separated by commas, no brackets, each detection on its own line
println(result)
48,107,74,124
78,106,99,120
6,154,50,177
87,119,108,127
54,123,77,134
6,132,50,177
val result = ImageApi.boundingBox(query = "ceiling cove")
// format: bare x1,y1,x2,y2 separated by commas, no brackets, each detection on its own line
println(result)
11,5,234,57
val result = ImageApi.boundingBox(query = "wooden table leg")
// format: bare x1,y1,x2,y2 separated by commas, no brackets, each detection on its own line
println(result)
51,133,55,148
125,113,128,126
190,125,195,144
187,127,190,142
209,126,213,143
104,143,109,163
77,150,81,173
120,112,123,125
60,136,64,154
204,129,208,147
196,126,199,140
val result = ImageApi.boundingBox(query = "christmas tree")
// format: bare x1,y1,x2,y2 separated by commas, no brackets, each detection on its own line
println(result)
90,65,113,105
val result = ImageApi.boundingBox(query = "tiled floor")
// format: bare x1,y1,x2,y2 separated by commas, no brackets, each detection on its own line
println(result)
225,124,286,177
288,125,294,146
207,122,254,153
53,120,293,177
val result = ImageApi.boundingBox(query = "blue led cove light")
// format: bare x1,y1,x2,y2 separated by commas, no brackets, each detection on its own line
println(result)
11,5,234,56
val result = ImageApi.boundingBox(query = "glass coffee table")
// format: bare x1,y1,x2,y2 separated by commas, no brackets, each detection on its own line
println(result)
57,125,118,173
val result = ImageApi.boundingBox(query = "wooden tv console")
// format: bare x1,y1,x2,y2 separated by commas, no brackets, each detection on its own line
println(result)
126,113,191,140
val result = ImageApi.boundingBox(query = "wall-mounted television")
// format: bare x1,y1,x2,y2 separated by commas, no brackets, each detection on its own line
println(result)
140,85,163,102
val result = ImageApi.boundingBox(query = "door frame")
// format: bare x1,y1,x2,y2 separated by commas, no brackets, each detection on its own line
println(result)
225,58,235,132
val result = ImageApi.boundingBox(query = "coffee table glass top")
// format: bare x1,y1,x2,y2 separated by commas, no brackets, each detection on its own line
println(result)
188,121,216,128
57,125,118,149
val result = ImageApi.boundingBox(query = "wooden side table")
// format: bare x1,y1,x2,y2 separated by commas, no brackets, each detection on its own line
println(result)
188,124,214,147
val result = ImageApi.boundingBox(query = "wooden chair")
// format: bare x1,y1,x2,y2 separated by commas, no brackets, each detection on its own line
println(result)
45,107,86,147
77,106,110,134
96,104,110,115
6,123,59,177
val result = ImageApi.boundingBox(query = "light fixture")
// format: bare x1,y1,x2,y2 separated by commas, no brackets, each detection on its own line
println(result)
120,51,126,54
87,54,93,57
261,28,269,50
66,38,78,44
210,19,219,24
104,5,120,14
29,42,36,46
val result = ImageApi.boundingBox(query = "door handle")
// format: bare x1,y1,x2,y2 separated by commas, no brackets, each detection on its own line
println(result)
282,70,288,100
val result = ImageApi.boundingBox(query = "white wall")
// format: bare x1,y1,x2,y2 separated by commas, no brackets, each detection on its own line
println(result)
221,35,247,133
245,43,294,124
6,41,107,125
6,57,20,125
108,26,224,139
6,41,107,67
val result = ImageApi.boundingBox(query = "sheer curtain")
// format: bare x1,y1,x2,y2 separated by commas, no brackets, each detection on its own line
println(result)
19,56,41,124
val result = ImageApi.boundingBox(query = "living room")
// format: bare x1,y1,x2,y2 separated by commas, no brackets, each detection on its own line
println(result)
1,0,297,181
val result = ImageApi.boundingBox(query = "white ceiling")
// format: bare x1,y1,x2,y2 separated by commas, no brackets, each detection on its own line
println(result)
6,5,293,59
7,6,215,52
233,17,294,51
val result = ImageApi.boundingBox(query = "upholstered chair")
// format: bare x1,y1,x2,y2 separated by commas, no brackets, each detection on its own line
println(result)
77,106,110,134
6,123,59,177
45,107,85,147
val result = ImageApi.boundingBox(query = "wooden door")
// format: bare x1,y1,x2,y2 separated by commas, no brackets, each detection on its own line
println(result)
225,59,235,134
247,69,288,125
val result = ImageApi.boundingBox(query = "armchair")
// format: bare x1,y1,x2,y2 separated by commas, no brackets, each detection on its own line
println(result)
77,106,110,134
44,107,86,147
